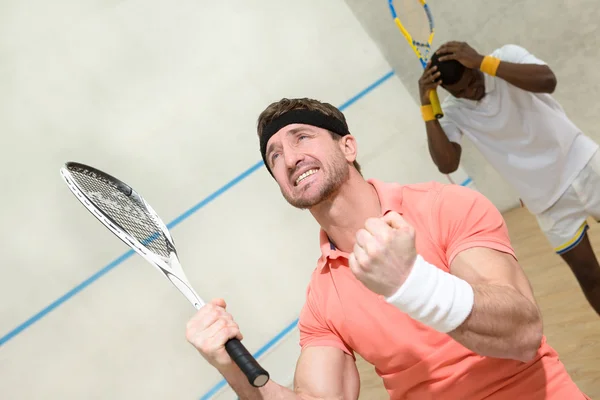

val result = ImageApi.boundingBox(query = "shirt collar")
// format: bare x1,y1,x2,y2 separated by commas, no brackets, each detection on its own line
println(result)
316,179,404,270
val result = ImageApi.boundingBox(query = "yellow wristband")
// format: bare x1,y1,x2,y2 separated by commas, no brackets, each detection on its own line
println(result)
421,104,435,122
480,55,501,76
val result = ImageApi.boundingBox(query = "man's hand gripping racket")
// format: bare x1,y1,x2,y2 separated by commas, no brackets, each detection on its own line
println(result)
59,161,269,388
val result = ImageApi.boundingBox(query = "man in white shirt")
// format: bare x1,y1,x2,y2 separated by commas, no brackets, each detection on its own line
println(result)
418,41,600,316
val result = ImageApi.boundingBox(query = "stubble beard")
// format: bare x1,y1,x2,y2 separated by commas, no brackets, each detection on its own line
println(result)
282,154,350,210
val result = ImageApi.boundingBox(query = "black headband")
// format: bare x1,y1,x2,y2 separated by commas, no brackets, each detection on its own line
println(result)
259,109,350,175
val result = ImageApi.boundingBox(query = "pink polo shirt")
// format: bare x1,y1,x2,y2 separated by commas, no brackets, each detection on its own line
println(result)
298,179,588,399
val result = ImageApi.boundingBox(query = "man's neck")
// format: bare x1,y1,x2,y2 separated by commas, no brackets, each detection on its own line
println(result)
309,175,382,253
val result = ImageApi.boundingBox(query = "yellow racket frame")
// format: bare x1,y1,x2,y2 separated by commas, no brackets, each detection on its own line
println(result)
389,0,443,118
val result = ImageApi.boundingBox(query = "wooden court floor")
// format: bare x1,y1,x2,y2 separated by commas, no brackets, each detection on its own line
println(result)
355,205,600,399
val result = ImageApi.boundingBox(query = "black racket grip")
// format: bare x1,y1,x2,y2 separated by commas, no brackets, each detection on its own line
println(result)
225,338,270,387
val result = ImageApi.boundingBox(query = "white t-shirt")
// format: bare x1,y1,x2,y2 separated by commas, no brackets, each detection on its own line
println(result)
439,44,598,214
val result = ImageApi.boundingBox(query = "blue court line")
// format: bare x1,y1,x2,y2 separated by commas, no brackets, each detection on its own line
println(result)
199,318,300,400
0,69,395,348
198,176,474,399
0,251,135,346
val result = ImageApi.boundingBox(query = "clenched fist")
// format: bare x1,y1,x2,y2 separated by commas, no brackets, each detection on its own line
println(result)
349,212,417,298
185,298,243,369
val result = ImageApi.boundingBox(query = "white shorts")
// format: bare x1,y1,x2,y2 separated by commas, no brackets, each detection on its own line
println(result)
535,149,600,255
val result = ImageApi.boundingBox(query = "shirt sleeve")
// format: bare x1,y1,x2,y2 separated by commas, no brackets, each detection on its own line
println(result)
431,184,517,266
297,283,354,358
491,44,547,65
438,113,463,144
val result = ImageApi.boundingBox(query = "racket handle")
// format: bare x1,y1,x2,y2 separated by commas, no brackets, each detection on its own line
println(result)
225,338,270,388
429,90,444,119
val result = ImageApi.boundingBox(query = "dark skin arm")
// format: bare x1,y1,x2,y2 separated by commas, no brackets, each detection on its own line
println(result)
426,120,462,174
436,41,557,93
418,62,462,174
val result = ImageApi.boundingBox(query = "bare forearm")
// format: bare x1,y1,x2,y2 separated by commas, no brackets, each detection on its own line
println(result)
494,61,557,93
219,347,356,400
219,365,299,400
425,120,460,174
449,284,542,362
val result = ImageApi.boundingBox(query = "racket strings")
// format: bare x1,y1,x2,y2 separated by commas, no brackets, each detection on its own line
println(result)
414,42,432,55
414,40,430,47
392,0,435,57
69,168,172,258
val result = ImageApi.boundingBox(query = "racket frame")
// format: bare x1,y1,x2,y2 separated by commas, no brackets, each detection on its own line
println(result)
59,161,270,388
60,164,204,309
388,0,444,118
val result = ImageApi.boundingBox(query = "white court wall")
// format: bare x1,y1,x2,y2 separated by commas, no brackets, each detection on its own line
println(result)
1,1,469,399
343,0,600,213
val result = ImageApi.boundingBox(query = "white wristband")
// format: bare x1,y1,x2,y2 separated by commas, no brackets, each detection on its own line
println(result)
385,255,474,333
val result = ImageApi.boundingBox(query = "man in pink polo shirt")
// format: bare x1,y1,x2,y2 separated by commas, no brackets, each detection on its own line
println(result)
185,98,589,399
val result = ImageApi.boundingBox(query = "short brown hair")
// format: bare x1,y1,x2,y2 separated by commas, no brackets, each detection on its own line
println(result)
256,97,361,173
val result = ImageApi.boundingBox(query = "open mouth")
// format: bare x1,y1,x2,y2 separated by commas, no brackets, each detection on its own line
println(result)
294,168,319,186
